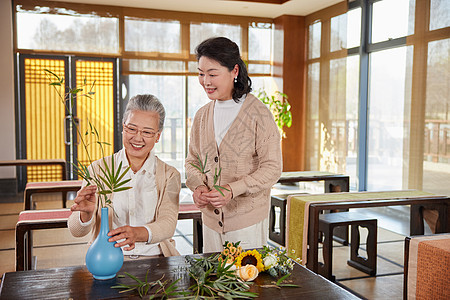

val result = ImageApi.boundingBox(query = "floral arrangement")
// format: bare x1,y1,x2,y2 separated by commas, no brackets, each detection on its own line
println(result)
219,242,296,281
113,242,299,298
259,245,296,277
218,240,242,264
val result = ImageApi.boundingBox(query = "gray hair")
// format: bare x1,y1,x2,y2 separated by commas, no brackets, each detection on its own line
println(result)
122,94,165,131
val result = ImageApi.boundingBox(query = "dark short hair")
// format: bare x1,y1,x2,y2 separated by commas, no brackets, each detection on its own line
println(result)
195,37,252,102
122,94,165,131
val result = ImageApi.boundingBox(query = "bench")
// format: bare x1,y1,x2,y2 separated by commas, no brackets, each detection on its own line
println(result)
16,203,202,271
24,180,83,210
318,211,377,281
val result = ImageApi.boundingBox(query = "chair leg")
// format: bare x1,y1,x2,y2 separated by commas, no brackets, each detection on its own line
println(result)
318,223,335,281
193,218,203,254
347,222,377,276
16,226,26,271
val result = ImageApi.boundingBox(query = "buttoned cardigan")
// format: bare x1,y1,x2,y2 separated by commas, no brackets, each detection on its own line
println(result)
185,93,282,233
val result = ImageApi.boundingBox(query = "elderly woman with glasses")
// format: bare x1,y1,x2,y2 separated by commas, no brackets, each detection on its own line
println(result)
68,94,181,258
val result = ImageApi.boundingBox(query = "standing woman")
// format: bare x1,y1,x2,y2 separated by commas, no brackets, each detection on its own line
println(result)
68,94,180,258
185,37,282,252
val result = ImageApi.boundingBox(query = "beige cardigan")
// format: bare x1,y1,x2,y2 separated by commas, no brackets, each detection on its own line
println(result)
68,154,181,257
185,93,282,233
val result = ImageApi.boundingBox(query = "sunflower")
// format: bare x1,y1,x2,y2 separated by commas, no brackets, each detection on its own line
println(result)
235,249,264,272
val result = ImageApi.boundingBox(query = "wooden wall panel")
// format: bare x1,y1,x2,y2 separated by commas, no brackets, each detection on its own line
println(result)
274,15,307,171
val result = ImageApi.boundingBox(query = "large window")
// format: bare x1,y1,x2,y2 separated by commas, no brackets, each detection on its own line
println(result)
305,0,450,195
14,1,275,180
16,6,119,53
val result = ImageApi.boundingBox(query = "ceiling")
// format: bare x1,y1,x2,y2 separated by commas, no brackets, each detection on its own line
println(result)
52,0,342,18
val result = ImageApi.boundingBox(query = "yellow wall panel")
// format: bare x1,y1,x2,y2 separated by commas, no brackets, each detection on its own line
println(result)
24,58,66,182
75,60,115,169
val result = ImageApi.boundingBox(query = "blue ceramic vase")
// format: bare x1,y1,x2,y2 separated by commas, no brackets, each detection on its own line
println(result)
85,207,123,280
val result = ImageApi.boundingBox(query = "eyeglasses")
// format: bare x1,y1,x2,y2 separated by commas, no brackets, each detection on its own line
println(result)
123,123,157,138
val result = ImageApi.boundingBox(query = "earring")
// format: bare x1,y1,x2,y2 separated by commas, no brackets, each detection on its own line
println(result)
234,77,237,83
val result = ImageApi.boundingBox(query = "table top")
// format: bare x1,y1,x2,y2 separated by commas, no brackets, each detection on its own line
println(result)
0,254,358,299
278,171,349,184
0,159,66,166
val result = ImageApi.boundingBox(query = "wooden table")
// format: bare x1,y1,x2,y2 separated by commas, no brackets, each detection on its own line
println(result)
24,180,82,210
277,171,349,193
270,171,350,246
302,191,450,273
0,159,67,180
1,254,359,299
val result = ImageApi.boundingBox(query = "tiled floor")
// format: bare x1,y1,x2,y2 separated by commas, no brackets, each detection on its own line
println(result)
0,185,419,299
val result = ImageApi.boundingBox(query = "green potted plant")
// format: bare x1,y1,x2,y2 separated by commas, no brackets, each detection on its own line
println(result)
255,89,292,138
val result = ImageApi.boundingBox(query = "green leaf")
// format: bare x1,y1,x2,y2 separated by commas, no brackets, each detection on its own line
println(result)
278,283,300,287
98,190,112,195
276,273,291,285
101,158,114,183
113,161,123,183
113,186,132,193
116,166,131,183
44,69,61,81
113,178,131,189
70,88,82,94
125,272,144,284
98,174,113,190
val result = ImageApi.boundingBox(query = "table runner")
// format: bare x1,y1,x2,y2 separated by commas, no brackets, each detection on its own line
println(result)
286,190,435,264
407,234,450,299
18,209,72,222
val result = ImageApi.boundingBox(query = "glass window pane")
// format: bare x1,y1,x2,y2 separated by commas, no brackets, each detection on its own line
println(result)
326,58,348,175
251,77,280,96
249,23,272,61
424,38,450,195
347,8,361,49
125,18,180,53
367,46,412,190
125,59,184,73
128,75,185,173
190,23,241,54
345,55,360,190
248,64,271,74
372,0,414,43
308,22,321,59
16,12,118,53
306,63,320,170
330,14,347,52
187,76,210,143
430,0,450,31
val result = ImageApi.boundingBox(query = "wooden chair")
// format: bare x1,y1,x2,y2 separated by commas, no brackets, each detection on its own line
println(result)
24,180,82,210
318,211,377,281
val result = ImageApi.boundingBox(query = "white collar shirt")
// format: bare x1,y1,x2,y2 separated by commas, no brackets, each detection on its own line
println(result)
111,148,161,256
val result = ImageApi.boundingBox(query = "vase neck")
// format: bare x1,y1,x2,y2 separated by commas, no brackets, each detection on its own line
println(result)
100,207,109,234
